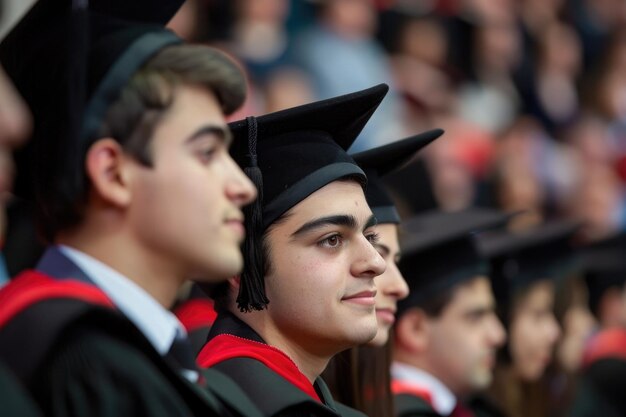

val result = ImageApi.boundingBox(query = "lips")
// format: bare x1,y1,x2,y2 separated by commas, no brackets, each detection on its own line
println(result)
342,290,377,306
224,216,245,239
375,307,396,324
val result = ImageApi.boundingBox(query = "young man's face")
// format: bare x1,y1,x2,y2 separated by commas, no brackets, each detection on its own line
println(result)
509,280,561,381
262,180,386,355
370,223,409,347
127,85,256,281
423,277,506,396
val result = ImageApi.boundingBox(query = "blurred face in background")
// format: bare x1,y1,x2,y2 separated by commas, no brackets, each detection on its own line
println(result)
0,64,32,236
369,223,409,346
423,277,506,396
509,280,561,381
0,66,30,187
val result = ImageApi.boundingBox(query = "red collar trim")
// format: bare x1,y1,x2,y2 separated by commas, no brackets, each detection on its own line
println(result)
391,379,434,406
0,270,114,327
583,328,626,367
174,298,217,332
198,333,321,402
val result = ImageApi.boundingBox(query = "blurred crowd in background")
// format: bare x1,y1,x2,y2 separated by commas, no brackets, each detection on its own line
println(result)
159,0,626,244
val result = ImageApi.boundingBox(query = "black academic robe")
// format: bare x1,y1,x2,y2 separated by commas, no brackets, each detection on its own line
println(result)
198,312,366,417
392,383,486,417
0,361,42,416
568,358,626,417
174,284,217,355
0,248,262,417
394,393,441,417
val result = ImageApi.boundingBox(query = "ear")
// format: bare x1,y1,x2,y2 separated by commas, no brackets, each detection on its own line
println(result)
85,138,132,207
395,307,431,354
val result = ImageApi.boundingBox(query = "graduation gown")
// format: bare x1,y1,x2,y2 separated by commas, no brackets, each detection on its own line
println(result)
0,250,261,417
568,328,626,417
174,284,218,355
392,380,484,417
394,394,441,417
197,312,366,417
0,361,42,416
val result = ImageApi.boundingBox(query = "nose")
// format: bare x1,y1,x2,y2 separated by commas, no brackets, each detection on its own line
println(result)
546,312,562,346
378,262,409,301
488,313,507,348
0,66,31,148
225,155,257,207
351,235,386,279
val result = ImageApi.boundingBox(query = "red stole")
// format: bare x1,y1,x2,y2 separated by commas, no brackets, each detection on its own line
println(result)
0,270,114,327
174,298,217,332
391,379,434,406
197,333,321,402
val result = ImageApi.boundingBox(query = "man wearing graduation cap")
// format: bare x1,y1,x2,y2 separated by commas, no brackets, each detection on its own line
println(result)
391,209,508,417
581,232,626,331
321,130,443,417
197,85,389,417
0,1,263,416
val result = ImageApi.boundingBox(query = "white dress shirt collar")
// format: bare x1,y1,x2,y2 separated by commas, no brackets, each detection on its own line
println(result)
58,245,185,356
391,361,457,415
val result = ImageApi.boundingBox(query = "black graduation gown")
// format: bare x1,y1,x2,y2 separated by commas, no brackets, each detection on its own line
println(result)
0,267,261,417
0,361,42,416
174,284,217,355
568,357,626,417
199,312,367,417
394,393,441,417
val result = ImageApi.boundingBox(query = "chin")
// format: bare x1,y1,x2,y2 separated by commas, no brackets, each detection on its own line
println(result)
349,322,378,346
367,327,389,347
201,252,243,282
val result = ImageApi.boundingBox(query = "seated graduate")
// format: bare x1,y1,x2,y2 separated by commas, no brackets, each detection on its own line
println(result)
569,231,626,417
581,232,626,331
0,1,263,416
391,208,509,417
477,221,577,417
322,129,444,417
197,85,389,417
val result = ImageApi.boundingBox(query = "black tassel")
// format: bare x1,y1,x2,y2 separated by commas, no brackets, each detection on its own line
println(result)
237,117,270,312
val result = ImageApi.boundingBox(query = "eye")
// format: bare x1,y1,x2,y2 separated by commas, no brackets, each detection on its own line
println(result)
197,147,218,163
366,232,380,244
318,234,343,249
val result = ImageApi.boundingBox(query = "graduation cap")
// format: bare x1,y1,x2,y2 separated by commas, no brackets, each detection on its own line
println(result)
580,232,626,317
350,129,444,224
229,84,389,312
89,0,185,25
477,220,580,306
396,207,512,314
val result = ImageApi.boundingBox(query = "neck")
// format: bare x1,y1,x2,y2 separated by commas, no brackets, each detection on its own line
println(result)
233,309,331,384
57,215,185,309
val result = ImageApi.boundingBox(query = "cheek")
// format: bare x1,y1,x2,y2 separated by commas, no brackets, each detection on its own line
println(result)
510,316,539,364
268,251,338,315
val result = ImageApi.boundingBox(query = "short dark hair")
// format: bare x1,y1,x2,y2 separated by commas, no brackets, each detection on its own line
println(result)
419,287,455,318
40,44,246,240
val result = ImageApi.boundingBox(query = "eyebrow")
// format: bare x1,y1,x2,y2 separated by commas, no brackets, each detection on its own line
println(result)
291,214,377,239
463,305,495,318
185,125,233,146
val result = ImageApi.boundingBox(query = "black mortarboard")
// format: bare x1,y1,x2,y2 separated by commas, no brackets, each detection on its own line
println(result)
397,208,512,314
478,220,580,306
89,0,185,25
580,232,626,317
351,129,444,224
2,0,184,210
229,84,389,311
